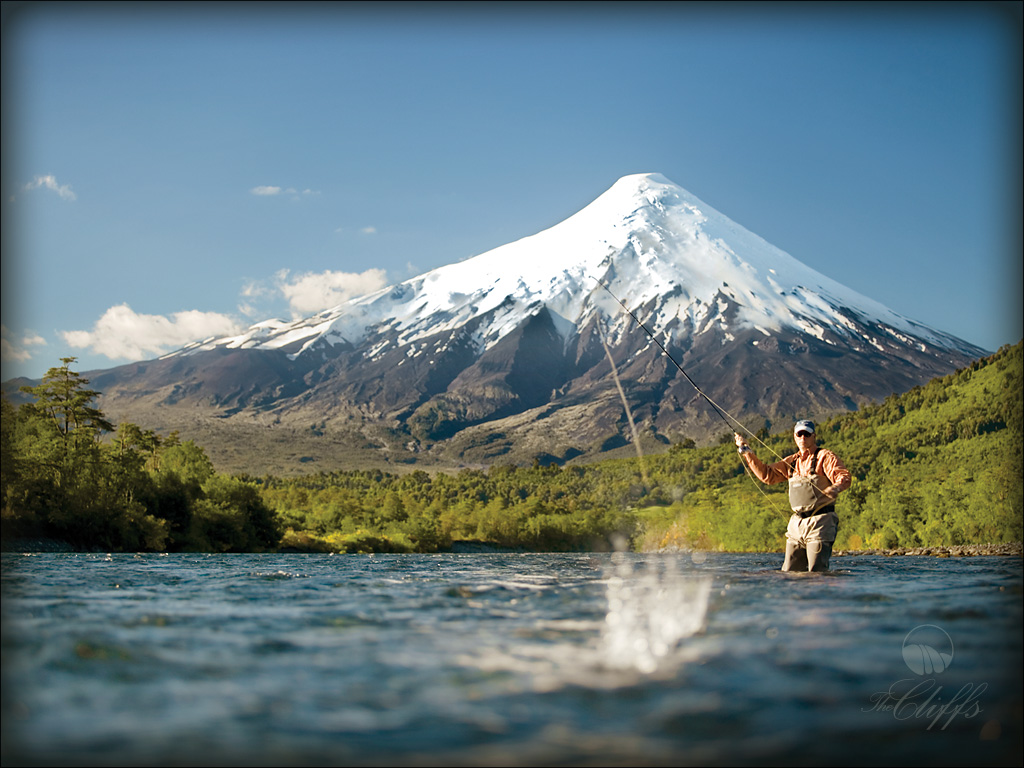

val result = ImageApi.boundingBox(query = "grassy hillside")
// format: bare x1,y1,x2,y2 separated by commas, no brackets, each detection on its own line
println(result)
635,341,1022,551
257,342,1021,553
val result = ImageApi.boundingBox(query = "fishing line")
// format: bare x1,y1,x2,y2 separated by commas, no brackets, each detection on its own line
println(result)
594,279,749,438
597,315,650,486
592,277,791,516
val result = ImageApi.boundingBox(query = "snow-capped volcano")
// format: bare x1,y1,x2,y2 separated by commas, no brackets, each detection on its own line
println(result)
174,173,975,364
75,173,986,473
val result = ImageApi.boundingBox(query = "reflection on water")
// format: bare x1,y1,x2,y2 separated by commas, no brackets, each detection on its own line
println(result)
1,552,1021,767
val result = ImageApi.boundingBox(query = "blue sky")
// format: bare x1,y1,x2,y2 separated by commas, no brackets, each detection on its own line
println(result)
2,1,1021,382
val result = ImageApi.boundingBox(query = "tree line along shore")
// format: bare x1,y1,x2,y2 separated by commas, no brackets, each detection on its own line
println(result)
2,343,1021,555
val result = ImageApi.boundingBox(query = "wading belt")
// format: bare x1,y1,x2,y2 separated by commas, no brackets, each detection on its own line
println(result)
798,504,835,519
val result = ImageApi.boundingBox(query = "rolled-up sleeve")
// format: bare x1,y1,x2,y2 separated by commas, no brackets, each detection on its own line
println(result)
742,452,791,485
820,452,852,493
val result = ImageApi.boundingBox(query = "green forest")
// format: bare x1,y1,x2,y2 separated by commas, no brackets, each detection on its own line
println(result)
2,342,1021,553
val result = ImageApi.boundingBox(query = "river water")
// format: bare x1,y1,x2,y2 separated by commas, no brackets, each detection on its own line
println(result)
1,552,1021,767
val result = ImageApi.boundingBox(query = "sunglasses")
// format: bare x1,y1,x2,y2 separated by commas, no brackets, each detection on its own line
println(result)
795,431,812,438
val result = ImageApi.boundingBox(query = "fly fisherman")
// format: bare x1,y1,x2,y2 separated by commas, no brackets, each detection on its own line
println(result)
734,420,851,572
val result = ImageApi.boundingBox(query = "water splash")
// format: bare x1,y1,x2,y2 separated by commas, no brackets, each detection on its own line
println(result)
601,553,711,674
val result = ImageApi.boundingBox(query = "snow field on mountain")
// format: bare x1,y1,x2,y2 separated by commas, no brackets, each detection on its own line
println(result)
168,173,976,363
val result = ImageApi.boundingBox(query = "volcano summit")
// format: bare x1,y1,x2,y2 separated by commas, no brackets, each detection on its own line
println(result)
70,173,988,473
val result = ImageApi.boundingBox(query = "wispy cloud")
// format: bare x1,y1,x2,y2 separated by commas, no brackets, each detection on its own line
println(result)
21,174,77,201
240,278,274,300
276,268,389,316
333,226,378,235
61,304,243,361
1,325,47,364
250,185,320,198
238,278,277,318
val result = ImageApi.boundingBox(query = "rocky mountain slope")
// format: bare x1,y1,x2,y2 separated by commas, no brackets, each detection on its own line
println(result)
8,174,989,474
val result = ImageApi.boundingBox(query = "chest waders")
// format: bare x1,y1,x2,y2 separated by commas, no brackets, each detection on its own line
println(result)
787,448,834,517
783,449,838,572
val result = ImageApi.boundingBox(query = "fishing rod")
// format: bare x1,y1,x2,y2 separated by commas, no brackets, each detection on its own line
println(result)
593,278,739,435
593,277,795,516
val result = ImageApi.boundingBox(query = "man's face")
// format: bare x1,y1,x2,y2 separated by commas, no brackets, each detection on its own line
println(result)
794,429,816,452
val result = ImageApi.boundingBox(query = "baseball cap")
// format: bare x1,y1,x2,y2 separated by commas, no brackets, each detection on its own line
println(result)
794,420,815,435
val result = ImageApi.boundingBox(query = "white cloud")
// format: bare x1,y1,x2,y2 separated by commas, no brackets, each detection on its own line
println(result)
22,174,76,201
251,185,320,198
60,304,243,361
333,224,378,236
237,280,269,319
241,277,274,299
1,325,47,364
277,268,389,316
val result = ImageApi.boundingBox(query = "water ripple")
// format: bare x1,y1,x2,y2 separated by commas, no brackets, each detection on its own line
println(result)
2,552,1020,767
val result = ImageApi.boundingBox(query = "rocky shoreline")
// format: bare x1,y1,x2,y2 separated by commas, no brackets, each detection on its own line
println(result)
833,542,1022,558
1,538,104,553
2,538,1021,557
